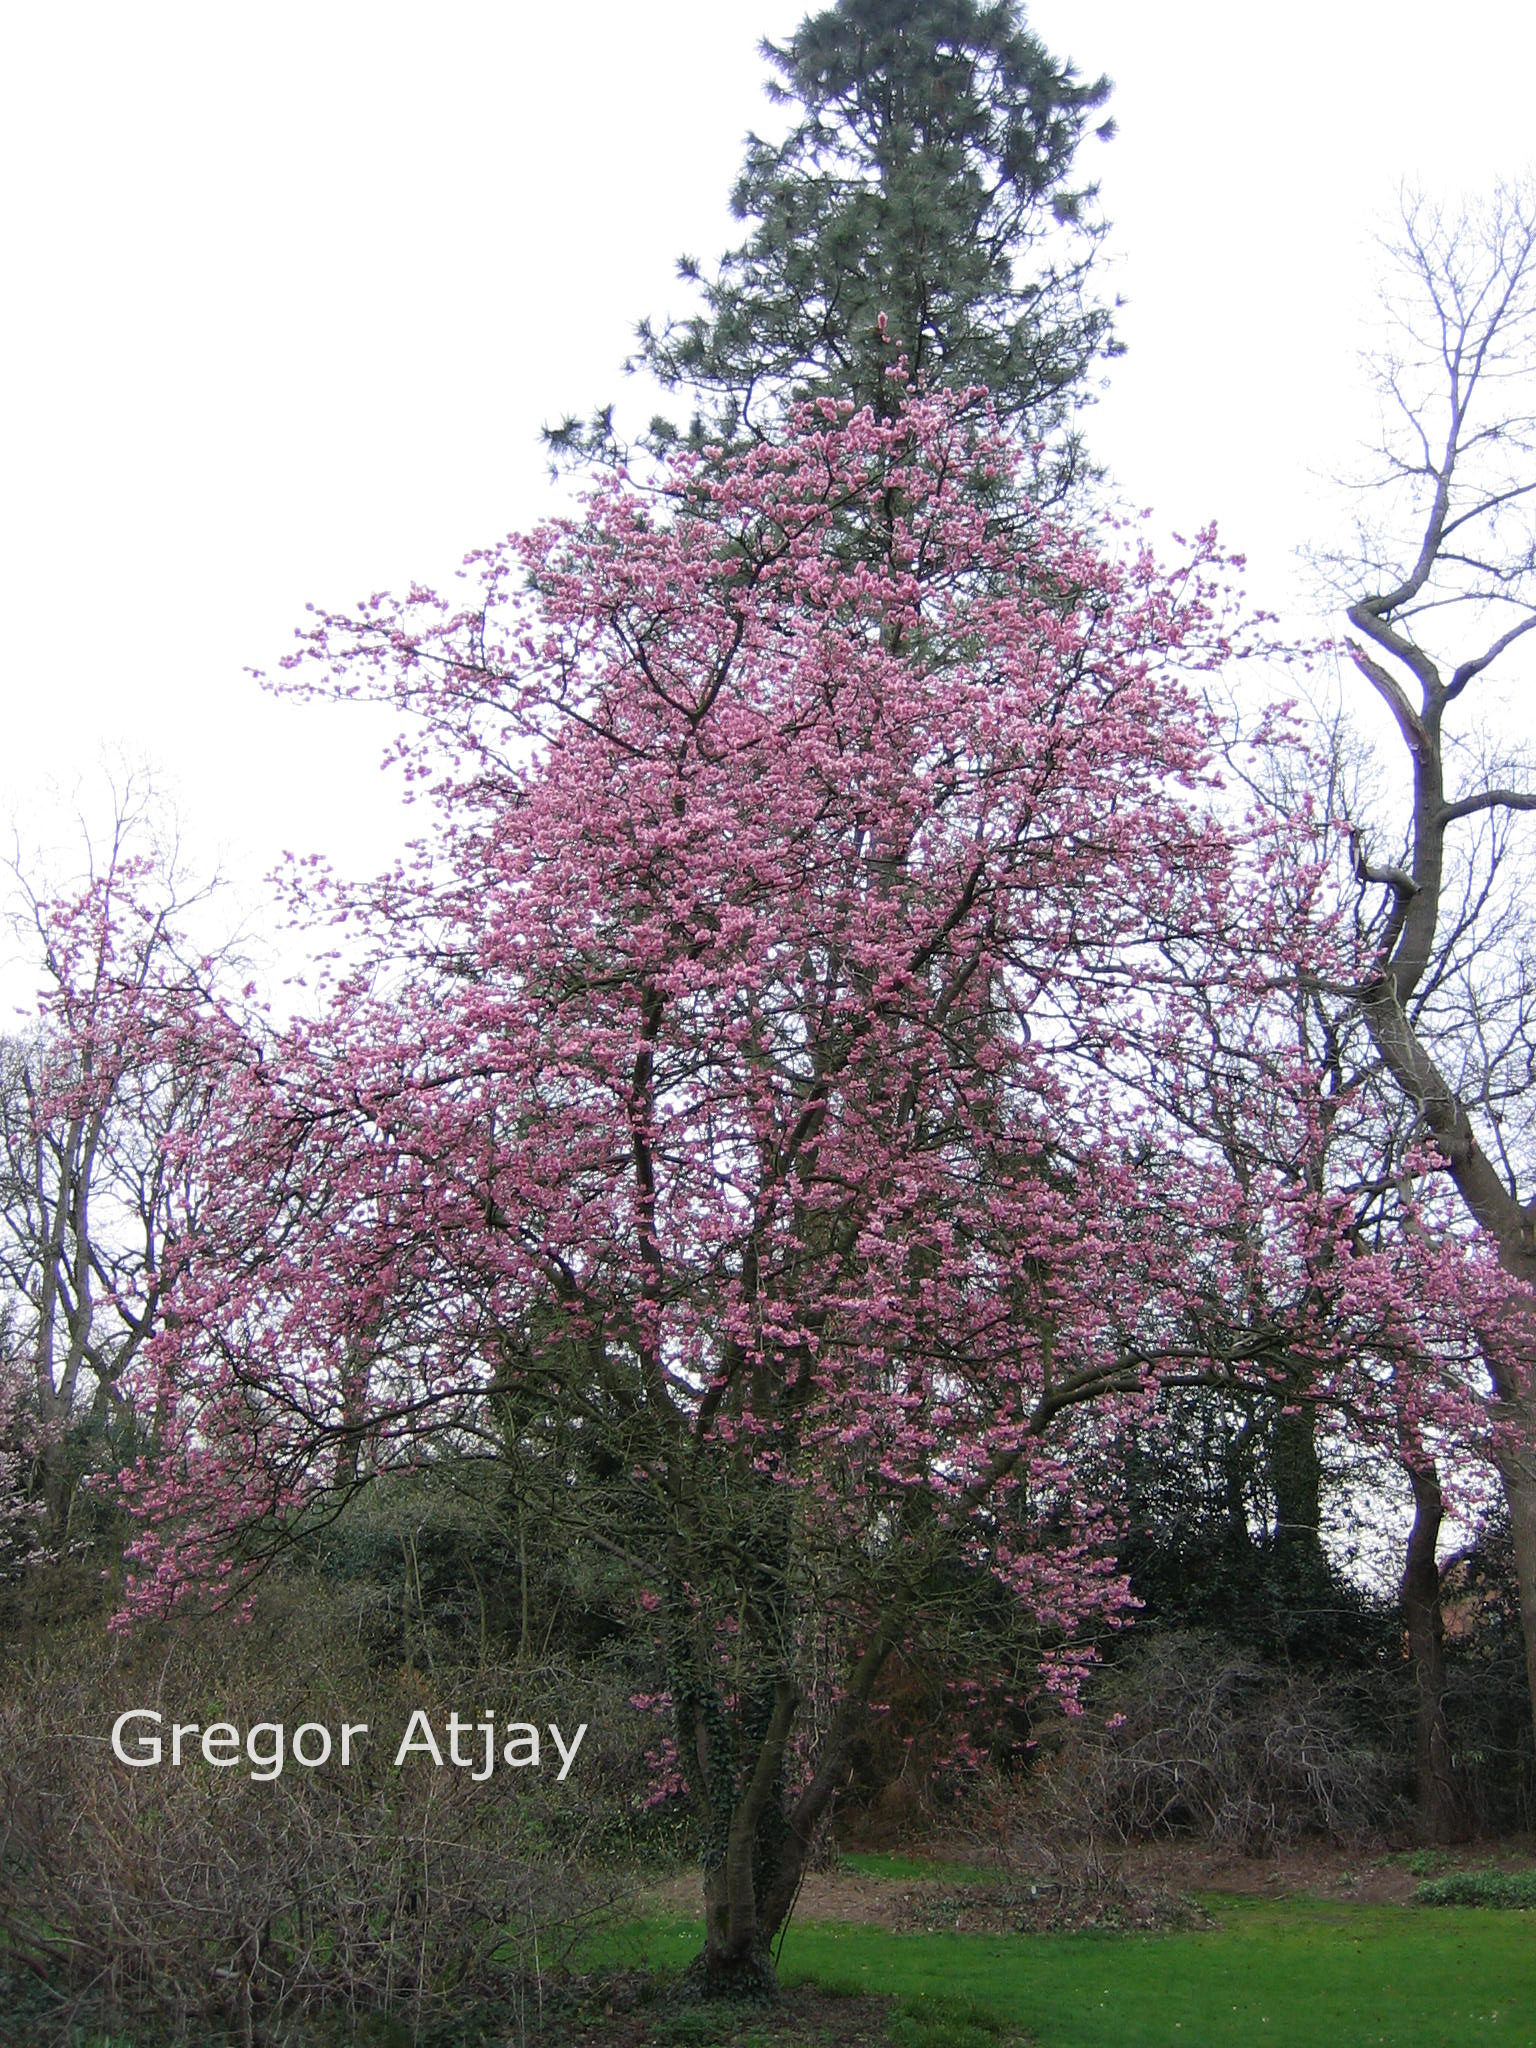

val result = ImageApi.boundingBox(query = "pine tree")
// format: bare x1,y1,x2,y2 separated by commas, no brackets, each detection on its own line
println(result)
550,0,1116,490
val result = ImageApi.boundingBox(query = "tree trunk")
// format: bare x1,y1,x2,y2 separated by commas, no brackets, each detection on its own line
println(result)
1270,1403,1326,1577
1398,1457,1466,1842
691,1866,779,1999
1356,976,1536,1757
38,1437,75,1549
681,1621,901,1998
1467,1270,1536,1760
1493,1403,1536,1762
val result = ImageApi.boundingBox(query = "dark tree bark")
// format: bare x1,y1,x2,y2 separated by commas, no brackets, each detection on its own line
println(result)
1270,1403,1327,1578
1398,1455,1467,1841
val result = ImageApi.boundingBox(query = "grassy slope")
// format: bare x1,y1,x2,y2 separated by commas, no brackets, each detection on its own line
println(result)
598,1898,1536,2048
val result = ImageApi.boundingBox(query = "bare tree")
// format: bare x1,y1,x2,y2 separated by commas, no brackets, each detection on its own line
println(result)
1328,180,1536,1742
0,784,225,1549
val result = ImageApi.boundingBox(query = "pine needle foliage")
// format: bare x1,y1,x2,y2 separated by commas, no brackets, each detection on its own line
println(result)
550,0,1117,495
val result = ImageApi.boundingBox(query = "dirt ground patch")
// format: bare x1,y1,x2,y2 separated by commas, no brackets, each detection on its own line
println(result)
647,1833,1536,1932
649,1867,914,1930
646,1862,1202,1935
1108,1834,1536,1905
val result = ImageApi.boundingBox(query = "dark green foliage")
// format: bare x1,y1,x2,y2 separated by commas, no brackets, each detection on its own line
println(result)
1416,1869,1536,1908
304,1461,639,1675
1439,1513,1536,1834
551,0,1116,490
1112,1391,1384,1667
1104,1410,1536,1841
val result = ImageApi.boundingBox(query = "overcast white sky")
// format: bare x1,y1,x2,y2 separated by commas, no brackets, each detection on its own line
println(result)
2,1,1533,954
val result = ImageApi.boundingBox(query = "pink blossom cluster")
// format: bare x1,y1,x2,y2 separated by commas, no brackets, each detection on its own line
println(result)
40,392,1522,1805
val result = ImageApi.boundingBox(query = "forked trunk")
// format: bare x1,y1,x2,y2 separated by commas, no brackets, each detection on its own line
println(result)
692,1865,779,1999
682,1635,897,1998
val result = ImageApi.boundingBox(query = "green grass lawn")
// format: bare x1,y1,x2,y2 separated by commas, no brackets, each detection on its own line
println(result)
594,1895,1536,2048
14,1875,1534,2046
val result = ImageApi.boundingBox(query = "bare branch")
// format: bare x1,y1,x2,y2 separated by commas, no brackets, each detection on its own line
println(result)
1438,785,1536,825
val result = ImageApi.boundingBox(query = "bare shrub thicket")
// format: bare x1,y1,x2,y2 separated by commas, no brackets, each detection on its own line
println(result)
1021,1633,1406,1852
0,1599,629,2046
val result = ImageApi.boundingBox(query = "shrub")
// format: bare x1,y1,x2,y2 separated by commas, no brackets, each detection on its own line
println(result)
0,1601,622,2044
1022,1631,1404,1851
1416,1870,1536,1909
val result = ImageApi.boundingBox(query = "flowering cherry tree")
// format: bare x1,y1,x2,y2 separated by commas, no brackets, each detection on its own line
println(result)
124,392,1483,1990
